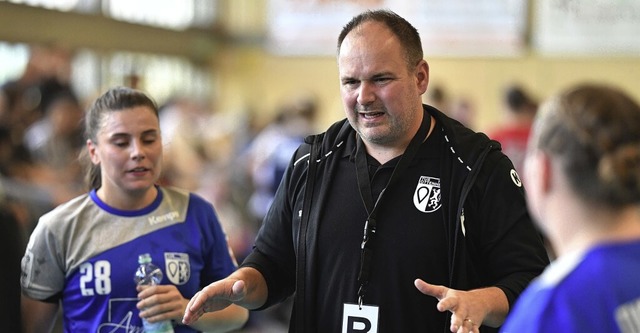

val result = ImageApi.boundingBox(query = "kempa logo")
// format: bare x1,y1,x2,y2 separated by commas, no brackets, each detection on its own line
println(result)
413,176,442,213
165,252,190,285
148,211,179,225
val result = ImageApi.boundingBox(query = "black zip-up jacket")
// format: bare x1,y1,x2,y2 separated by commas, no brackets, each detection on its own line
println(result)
242,105,550,332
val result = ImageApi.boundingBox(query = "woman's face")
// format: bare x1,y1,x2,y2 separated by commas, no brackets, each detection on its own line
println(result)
88,106,162,202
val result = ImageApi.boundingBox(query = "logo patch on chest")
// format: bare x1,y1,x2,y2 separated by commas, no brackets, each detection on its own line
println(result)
413,176,442,213
165,252,190,285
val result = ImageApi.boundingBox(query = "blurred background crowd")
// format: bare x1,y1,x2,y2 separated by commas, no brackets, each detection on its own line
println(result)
1,0,639,332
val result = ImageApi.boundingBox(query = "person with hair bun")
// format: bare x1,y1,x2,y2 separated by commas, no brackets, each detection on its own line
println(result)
501,83,640,333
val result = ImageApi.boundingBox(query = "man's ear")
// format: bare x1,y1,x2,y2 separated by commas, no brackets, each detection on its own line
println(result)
415,59,429,94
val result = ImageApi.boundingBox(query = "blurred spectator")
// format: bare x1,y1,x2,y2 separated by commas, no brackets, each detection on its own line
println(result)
488,84,538,173
449,96,477,129
159,96,250,195
23,89,84,184
424,84,450,115
425,86,476,129
243,95,317,225
0,126,63,234
159,96,218,191
0,43,73,148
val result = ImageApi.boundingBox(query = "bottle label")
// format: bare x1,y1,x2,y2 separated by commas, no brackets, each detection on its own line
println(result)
143,319,174,333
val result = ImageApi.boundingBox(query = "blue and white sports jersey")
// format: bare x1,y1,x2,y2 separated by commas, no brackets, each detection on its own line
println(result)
21,186,238,333
501,240,640,333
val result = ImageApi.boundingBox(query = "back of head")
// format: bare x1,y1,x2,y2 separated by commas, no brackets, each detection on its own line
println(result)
531,83,640,208
337,9,423,70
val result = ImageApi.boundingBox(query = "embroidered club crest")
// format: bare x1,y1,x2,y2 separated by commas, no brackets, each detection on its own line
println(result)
165,252,190,285
413,176,442,213
510,169,522,187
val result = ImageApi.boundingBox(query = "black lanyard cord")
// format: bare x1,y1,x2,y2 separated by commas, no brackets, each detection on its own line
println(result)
354,110,431,307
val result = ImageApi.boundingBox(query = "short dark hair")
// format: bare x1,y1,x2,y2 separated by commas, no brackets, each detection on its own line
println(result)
337,9,423,70
504,84,536,112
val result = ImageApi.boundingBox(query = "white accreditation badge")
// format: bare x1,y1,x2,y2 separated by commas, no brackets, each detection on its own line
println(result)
342,303,379,333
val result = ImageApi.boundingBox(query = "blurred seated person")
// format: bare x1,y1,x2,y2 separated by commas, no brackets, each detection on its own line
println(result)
488,84,538,174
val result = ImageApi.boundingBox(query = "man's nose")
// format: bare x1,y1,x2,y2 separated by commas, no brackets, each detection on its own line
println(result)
357,82,376,106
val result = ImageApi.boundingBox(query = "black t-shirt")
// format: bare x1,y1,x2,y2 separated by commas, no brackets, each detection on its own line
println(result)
316,128,448,332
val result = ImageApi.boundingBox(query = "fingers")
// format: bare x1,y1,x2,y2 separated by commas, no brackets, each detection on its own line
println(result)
182,291,207,325
182,280,243,325
415,279,482,333
140,308,181,324
439,294,475,332
446,299,480,333
414,279,448,300
415,279,454,313
187,289,212,315
136,285,185,322
452,317,478,333
437,294,460,313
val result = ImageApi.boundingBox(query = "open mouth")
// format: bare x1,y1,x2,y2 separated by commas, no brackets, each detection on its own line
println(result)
360,111,384,119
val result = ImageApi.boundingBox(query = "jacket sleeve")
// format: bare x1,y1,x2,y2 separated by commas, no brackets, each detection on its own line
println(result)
465,151,550,308
240,143,309,309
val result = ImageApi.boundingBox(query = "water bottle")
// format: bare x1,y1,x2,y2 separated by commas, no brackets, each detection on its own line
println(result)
134,253,175,333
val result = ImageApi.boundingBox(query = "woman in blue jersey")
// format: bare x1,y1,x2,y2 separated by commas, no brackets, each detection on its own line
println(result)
20,87,248,333
501,84,640,333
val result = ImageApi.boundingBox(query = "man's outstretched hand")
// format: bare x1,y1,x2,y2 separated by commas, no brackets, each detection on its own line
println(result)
182,279,245,325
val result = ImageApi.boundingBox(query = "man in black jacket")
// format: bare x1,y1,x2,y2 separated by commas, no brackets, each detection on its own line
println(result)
184,9,549,333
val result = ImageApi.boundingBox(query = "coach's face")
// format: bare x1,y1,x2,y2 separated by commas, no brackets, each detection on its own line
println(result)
338,21,428,151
